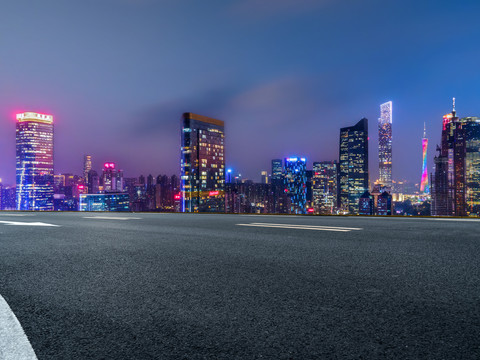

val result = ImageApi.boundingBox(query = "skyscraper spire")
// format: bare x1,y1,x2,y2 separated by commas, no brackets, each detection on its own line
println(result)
452,97,456,116
423,122,426,138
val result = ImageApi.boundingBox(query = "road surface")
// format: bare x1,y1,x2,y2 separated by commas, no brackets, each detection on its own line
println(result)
0,212,479,359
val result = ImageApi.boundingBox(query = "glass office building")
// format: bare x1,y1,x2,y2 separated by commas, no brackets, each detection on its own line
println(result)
284,157,307,214
79,193,130,211
461,117,480,214
338,118,369,214
181,113,225,212
16,112,54,211
312,161,337,214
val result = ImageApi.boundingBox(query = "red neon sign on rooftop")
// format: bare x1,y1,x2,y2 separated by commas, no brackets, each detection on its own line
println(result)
104,162,115,169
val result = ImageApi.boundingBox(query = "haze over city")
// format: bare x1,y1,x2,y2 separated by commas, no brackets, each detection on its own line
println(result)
1,0,479,184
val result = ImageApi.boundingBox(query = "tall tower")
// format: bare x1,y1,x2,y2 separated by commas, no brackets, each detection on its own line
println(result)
339,118,369,214
83,155,92,183
420,123,429,193
432,98,466,216
378,101,392,190
16,112,54,210
181,112,225,212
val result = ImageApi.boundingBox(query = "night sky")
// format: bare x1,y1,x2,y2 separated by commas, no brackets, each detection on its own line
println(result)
1,0,479,185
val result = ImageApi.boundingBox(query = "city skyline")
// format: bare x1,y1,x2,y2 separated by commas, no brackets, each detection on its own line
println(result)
1,1,480,185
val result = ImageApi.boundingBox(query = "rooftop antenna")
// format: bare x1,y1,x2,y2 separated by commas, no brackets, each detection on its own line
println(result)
452,97,456,116
423,122,426,138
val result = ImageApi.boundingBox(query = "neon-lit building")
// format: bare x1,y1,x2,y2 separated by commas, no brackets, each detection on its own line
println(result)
16,112,54,211
338,118,369,214
420,123,429,193
284,157,307,214
312,161,337,214
378,101,392,190
181,112,225,212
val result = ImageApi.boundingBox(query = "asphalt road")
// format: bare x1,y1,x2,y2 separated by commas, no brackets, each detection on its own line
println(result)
0,212,479,359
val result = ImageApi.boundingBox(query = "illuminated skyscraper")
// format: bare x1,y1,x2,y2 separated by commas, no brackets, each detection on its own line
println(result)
338,118,369,214
181,112,225,212
420,123,429,193
312,161,337,214
432,99,466,216
16,112,54,211
378,101,392,190
271,159,283,185
261,171,268,184
461,117,480,214
102,162,117,192
84,155,92,184
284,157,307,214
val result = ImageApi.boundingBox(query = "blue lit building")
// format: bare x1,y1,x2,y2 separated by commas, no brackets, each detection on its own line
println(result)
16,112,54,211
79,193,130,211
284,157,307,214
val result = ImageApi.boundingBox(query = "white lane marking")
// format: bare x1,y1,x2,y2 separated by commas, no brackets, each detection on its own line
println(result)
0,214,32,217
249,223,362,230
237,223,362,232
83,216,142,220
0,221,59,227
0,295,38,360
429,218,480,222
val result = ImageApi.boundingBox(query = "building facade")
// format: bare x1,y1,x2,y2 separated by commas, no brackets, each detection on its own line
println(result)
461,117,480,215
79,193,130,211
312,161,337,214
432,100,467,216
378,101,393,190
16,112,54,211
181,112,225,212
338,118,369,214
284,157,307,214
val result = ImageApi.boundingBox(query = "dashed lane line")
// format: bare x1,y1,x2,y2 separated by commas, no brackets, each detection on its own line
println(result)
428,218,480,222
83,216,142,220
0,221,60,227
236,223,362,232
0,295,37,360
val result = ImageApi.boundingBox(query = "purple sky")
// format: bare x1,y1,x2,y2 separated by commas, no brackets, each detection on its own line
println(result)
1,0,479,185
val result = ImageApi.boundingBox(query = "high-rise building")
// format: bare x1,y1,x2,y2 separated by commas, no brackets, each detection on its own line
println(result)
102,162,123,192
378,101,393,190
312,161,337,214
284,157,307,214
420,123,429,193
181,112,225,212
271,159,283,185
432,99,467,216
16,112,54,210
462,117,480,214
270,159,288,213
87,170,100,194
338,118,369,214
84,155,92,184
261,171,268,184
